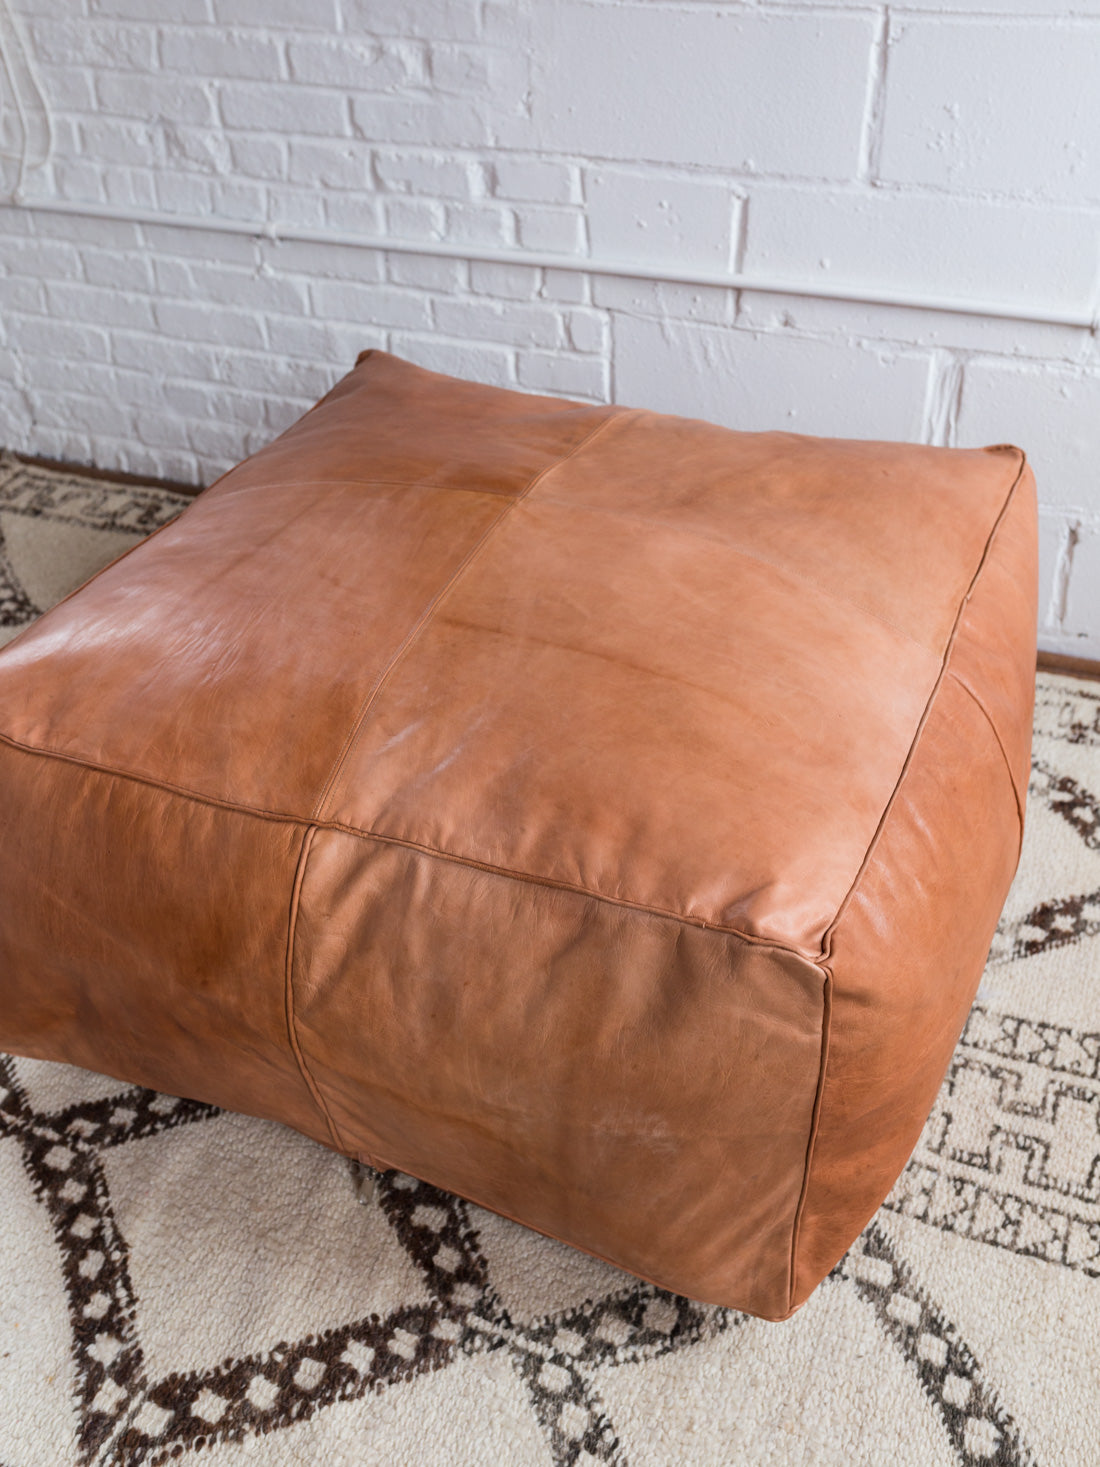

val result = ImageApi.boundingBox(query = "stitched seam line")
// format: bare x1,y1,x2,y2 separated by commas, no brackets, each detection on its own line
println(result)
949,670,1026,859
786,964,832,1316
309,407,627,822
818,447,1029,965
224,476,523,500
0,728,813,957
284,822,347,1153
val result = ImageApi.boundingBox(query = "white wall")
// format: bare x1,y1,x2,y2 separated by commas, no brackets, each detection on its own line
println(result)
1,0,1099,655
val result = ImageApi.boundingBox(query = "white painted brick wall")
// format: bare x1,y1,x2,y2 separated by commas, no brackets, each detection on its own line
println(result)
0,0,1099,654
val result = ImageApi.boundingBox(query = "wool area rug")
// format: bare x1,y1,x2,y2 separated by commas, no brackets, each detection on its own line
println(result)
0,452,1097,1466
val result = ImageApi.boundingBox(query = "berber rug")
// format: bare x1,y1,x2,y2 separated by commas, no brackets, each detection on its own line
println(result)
0,451,1097,1465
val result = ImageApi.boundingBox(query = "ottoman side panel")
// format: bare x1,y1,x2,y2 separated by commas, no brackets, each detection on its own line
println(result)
791,461,1036,1311
0,740,331,1147
289,830,827,1319
947,453,1039,814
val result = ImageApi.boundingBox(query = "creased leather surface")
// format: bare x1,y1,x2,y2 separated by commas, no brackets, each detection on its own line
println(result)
0,351,1036,1317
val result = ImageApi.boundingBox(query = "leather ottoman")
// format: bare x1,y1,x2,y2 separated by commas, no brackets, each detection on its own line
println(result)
0,351,1037,1320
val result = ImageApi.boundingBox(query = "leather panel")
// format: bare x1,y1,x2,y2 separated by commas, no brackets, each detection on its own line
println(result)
323,493,940,951
0,740,328,1147
290,829,826,1319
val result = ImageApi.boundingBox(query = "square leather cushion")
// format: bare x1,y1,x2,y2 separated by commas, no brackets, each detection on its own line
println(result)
0,351,1037,1319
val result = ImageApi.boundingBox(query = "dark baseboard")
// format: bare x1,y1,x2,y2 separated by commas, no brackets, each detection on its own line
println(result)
1037,651,1100,683
11,450,202,499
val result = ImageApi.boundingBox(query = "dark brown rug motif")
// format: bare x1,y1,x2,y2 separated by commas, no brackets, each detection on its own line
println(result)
1,457,1096,1465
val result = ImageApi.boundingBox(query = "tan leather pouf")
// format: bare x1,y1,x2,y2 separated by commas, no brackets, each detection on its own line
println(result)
0,352,1037,1319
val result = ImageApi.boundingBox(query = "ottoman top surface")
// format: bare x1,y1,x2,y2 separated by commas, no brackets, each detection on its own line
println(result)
0,351,1026,957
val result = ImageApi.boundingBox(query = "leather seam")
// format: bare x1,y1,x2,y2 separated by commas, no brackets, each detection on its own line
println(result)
223,476,523,500
949,670,1026,859
0,728,813,957
817,447,1029,966
308,407,629,822
284,821,349,1154
786,963,832,1317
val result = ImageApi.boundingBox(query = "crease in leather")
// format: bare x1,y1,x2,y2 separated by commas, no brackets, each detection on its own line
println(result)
308,407,631,824
284,821,347,1154
817,446,1028,966
537,492,943,657
0,727,816,957
948,669,1027,858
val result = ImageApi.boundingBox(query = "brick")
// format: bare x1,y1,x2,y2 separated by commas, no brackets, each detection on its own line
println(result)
110,331,220,379
955,362,1100,512
429,43,526,97
743,188,1100,319
228,136,288,182
375,150,475,199
878,19,1100,200
209,179,267,221
214,0,338,25
7,315,111,363
493,157,577,205
154,171,215,216
259,238,384,283
585,167,740,273
383,197,446,240
387,252,467,292
142,221,256,265
469,260,540,300
272,188,331,231
310,280,433,331
44,281,155,331
517,350,608,401
434,297,563,349
613,315,929,441
29,17,155,68
159,123,230,177
0,237,81,279
266,315,385,364
564,308,609,355
172,260,308,315
35,393,136,439
388,332,516,389
350,95,489,150
51,159,108,200
516,207,586,256
443,203,515,247
592,276,733,327
153,299,267,349
103,168,158,210
88,0,211,18
340,0,481,42
95,73,217,127
78,118,158,169
540,268,589,305
321,193,384,236
288,140,372,191
518,5,874,177
219,84,348,137
160,28,285,81
286,36,420,90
